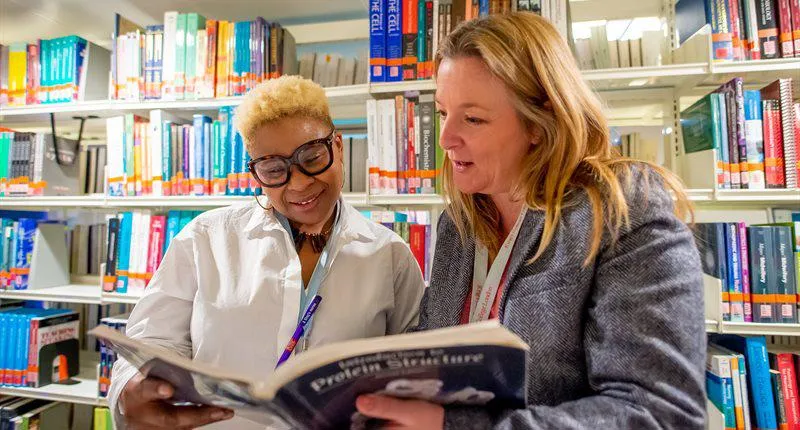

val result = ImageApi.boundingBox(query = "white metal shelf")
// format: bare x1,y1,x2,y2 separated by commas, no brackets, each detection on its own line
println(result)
0,378,106,406
714,189,800,202
0,195,106,207
0,284,100,304
102,291,143,305
368,194,446,205
716,322,800,337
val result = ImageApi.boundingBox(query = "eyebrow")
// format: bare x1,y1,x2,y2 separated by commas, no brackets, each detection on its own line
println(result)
434,99,489,110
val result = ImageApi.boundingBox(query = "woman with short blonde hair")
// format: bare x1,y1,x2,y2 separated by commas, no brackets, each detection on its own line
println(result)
109,75,425,430
355,13,705,429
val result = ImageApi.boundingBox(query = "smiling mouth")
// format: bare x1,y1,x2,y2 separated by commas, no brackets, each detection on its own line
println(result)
289,190,323,207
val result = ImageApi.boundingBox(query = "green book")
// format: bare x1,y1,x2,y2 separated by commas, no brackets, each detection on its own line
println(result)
435,111,444,195
184,13,207,101
175,13,188,100
681,93,718,154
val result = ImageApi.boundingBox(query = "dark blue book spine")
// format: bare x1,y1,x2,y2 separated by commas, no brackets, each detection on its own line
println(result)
772,226,798,323
370,0,387,82
386,0,403,82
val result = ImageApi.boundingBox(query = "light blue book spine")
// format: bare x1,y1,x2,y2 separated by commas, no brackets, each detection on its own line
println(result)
746,336,778,429
14,219,36,290
19,312,31,386
162,121,172,192
233,132,244,196
6,313,19,385
218,108,230,195
164,210,181,256
115,212,133,294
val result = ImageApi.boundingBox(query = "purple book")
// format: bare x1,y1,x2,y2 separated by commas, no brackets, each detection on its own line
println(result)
737,222,753,322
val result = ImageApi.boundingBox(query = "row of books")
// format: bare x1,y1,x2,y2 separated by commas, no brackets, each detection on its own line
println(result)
573,31,666,70
369,0,436,83
106,107,255,197
706,334,800,430
367,95,441,195
360,210,433,281
716,0,798,61
101,210,202,295
681,78,799,190
434,0,569,41
68,223,108,277
0,131,80,197
0,397,72,429
0,218,39,290
78,145,108,196
98,314,129,398
297,51,370,88
694,217,799,324
0,36,109,107
111,13,296,101
0,307,80,389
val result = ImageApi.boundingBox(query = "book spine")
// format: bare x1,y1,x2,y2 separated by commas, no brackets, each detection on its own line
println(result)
733,79,749,188
792,0,800,53
744,0,763,59
728,0,746,60
762,99,786,188
773,227,798,323
747,338,779,429
386,0,403,81
749,226,775,322
795,103,800,182
772,370,789,430
728,223,745,322
777,0,796,56
725,89,742,188
717,93,733,189
103,217,120,292
756,0,781,58
744,90,766,189
737,222,754,322
776,354,800,428
777,80,797,188
402,0,419,80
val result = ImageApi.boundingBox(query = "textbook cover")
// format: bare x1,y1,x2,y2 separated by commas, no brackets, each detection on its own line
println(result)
90,320,528,429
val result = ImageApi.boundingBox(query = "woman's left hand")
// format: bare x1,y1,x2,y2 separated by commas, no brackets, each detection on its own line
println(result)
355,394,445,429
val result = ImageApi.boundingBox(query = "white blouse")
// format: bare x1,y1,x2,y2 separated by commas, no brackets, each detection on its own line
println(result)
108,200,426,429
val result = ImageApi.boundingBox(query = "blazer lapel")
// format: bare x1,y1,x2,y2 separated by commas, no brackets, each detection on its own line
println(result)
437,234,476,327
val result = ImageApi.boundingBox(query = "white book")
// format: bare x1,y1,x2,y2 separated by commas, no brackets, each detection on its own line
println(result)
378,99,398,194
608,40,620,68
574,39,594,70
298,52,315,80
366,99,381,195
337,57,356,86
324,54,342,88
589,26,611,69
106,116,126,196
195,29,208,99
617,39,631,67
641,30,664,67
148,110,181,196
629,38,643,67
162,12,178,100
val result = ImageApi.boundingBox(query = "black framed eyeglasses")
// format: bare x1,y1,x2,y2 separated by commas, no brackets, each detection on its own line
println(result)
248,130,336,188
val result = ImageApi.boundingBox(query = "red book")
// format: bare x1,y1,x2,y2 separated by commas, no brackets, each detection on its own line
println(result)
407,100,417,194
402,0,419,80
795,103,800,180
729,0,746,60
145,215,166,287
763,99,786,187
778,0,796,56
792,0,800,53
409,224,426,274
770,352,800,429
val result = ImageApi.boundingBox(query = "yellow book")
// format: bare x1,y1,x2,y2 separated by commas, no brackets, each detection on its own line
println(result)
8,43,27,106
94,407,109,430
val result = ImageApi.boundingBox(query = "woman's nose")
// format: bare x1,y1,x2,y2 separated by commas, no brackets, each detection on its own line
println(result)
438,118,461,150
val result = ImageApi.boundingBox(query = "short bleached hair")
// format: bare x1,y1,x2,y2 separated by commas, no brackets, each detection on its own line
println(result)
234,75,332,152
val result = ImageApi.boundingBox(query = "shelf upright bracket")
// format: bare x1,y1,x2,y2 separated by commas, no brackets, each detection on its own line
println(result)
48,113,98,166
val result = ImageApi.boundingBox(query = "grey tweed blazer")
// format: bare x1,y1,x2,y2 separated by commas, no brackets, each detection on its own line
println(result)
417,169,707,429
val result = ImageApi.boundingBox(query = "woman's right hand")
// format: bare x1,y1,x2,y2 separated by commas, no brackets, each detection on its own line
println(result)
120,374,234,429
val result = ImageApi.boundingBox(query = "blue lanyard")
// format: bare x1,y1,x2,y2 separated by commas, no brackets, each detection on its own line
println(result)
273,201,342,339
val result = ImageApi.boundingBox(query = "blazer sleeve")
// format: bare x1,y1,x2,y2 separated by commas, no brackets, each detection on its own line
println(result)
445,177,707,429
107,227,199,429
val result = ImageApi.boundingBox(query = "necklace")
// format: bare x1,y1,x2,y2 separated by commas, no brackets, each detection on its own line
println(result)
291,223,333,253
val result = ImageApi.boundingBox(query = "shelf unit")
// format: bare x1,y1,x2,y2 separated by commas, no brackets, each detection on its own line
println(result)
0,352,106,407
0,189,795,209
1,0,798,413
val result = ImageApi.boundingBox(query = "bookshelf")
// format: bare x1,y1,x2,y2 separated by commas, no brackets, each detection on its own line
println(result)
0,352,107,407
1,0,798,420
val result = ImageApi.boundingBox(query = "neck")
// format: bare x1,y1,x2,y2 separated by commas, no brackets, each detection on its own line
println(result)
489,192,525,240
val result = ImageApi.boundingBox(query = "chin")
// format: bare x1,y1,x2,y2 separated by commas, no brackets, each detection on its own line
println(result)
452,177,488,196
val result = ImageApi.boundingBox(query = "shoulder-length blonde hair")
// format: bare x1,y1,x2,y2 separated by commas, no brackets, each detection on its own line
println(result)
437,12,692,265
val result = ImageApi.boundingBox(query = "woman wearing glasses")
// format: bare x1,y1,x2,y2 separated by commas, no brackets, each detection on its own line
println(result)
107,76,426,430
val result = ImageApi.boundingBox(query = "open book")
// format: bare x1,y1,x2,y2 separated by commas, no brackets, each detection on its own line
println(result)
90,320,529,429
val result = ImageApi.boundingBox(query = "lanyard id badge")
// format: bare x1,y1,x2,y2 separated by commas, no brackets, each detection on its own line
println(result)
470,206,527,323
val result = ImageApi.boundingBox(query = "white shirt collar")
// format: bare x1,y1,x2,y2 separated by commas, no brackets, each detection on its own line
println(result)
243,197,376,243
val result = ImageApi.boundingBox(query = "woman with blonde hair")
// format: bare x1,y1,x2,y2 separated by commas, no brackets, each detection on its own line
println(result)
355,12,706,429
108,75,425,429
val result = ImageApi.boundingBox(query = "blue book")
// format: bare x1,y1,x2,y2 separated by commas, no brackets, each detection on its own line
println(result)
385,0,403,82
13,219,36,290
164,210,182,256
369,0,387,82
726,223,744,322
115,212,134,294
479,0,489,17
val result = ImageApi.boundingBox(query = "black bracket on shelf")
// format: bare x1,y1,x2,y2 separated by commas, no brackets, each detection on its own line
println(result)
49,113,98,166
